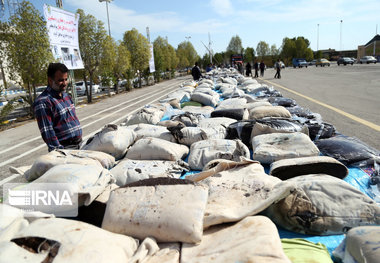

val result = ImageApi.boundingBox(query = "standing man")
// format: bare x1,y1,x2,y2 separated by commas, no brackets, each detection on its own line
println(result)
245,62,252,77
191,62,202,81
254,61,259,78
34,63,82,151
259,60,265,77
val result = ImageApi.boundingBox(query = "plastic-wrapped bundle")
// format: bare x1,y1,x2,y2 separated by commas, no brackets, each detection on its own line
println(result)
306,121,336,140
251,117,309,138
315,135,380,167
226,120,257,148
268,97,297,107
211,108,248,121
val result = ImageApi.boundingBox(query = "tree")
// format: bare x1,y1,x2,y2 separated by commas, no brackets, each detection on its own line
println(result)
2,1,53,116
256,41,270,58
123,28,150,88
226,35,243,54
99,37,131,94
244,47,255,64
153,36,178,81
280,37,296,65
213,52,226,66
176,41,198,69
77,9,108,103
270,44,280,57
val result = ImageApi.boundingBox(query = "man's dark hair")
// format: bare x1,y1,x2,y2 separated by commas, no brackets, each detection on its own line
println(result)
47,63,69,78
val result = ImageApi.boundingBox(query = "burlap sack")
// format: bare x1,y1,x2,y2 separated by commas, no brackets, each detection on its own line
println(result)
269,156,348,180
0,217,138,263
23,149,115,181
110,159,189,186
246,101,272,110
126,137,189,161
181,106,214,117
252,132,320,164
264,174,380,235
181,216,291,263
188,139,250,170
82,124,136,160
186,159,295,228
249,105,292,119
102,178,209,243
191,92,219,107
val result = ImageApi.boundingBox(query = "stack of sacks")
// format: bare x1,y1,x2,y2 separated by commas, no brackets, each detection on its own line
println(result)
82,124,136,160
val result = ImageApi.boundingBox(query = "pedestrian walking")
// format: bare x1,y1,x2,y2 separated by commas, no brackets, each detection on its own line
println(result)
33,63,82,151
245,62,252,77
260,60,265,77
254,61,259,78
274,59,281,79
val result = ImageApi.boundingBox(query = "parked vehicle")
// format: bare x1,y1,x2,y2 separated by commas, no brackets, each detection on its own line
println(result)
35,86,47,96
359,56,377,64
75,81,100,96
350,57,357,63
309,59,317,65
337,57,354,66
316,58,331,67
292,58,308,68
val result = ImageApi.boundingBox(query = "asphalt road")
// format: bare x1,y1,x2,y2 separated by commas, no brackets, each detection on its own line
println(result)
258,63,380,150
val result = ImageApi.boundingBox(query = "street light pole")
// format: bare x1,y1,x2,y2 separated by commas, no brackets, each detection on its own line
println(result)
340,20,343,53
185,36,191,42
317,24,319,51
99,0,112,37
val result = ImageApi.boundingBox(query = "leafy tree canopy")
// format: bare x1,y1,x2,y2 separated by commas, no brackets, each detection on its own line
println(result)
226,35,243,54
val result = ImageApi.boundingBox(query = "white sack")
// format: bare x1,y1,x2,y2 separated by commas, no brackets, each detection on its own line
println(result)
0,217,138,263
110,159,189,186
126,137,189,161
186,159,294,228
216,98,247,110
181,216,292,263
33,164,115,206
82,124,136,160
197,117,236,138
172,126,222,146
252,132,320,164
23,149,115,181
102,178,209,243
125,106,164,125
191,92,219,107
127,123,176,142
188,139,250,170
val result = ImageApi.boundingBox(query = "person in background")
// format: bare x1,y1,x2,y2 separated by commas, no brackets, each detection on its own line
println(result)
254,61,259,78
245,62,252,77
260,60,265,77
33,63,82,151
191,62,202,81
274,59,281,79
206,63,212,72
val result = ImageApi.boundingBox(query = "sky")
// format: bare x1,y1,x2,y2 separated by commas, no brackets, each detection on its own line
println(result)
3,0,380,56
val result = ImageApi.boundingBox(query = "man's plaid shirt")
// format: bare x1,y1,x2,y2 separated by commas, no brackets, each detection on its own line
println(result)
33,86,82,151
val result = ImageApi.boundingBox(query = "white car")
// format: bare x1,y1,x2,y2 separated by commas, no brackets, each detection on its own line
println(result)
359,56,377,64
35,86,47,96
75,81,100,96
